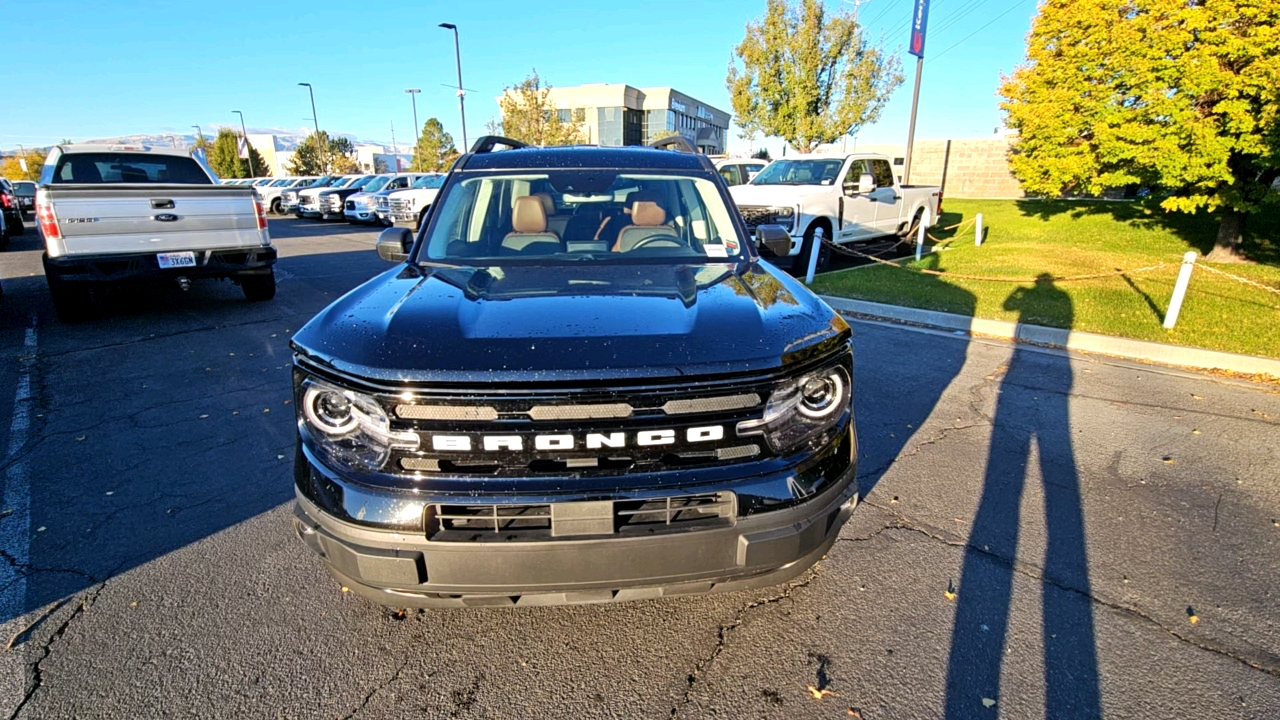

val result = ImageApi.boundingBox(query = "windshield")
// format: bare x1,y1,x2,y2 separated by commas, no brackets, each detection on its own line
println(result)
253,179,273,186
421,171,745,265
411,174,445,189
751,159,844,186
13,182,36,194
363,176,391,193
348,176,374,189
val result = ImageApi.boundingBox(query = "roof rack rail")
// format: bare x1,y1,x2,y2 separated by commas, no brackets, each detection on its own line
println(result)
647,135,699,154
469,135,529,154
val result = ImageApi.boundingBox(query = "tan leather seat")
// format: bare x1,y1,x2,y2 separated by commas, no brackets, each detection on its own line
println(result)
502,196,561,254
615,200,680,252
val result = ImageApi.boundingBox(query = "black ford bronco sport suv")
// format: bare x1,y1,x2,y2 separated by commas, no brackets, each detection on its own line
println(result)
290,136,858,608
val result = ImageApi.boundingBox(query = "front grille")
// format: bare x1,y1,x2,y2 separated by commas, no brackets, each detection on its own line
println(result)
426,492,734,542
375,197,390,210
738,206,792,232
389,198,412,213
345,200,356,211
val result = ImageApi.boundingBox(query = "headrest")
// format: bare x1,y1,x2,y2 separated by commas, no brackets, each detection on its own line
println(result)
511,195,548,234
631,201,666,226
531,192,555,216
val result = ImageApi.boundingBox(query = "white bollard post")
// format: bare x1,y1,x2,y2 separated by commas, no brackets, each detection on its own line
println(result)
804,226,825,285
975,212,984,246
914,212,927,262
1163,251,1198,329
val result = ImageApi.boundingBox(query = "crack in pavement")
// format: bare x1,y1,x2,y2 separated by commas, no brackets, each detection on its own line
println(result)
854,501,1280,680
342,657,414,720
668,567,821,719
8,576,113,720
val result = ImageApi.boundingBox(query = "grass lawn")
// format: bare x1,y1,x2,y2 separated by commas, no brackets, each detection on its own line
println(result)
811,198,1280,359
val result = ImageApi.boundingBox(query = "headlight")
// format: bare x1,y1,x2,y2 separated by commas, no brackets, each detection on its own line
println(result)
774,207,795,218
300,379,419,471
736,362,851,454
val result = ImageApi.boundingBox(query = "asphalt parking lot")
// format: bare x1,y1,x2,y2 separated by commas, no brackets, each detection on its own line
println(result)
0,218,1277,718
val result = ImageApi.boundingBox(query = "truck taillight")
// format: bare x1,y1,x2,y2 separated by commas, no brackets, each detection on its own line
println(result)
1,193,10,209
253,198,268,230
36,199,61,240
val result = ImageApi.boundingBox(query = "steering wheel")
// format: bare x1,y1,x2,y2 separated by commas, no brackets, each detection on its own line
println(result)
628,235,683,251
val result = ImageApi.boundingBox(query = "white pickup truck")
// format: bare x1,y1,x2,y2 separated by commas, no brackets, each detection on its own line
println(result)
728,153,942,272
386,173,446,229
35,144,276,320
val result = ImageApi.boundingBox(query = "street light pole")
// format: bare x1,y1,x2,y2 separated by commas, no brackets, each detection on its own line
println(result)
192,125,203,145
439,23,467,150
405,88,421,168
298,83,319,135
232,110,258,177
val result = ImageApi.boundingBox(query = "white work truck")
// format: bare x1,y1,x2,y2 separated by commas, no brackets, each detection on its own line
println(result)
728,153,942,272
35,144,276,320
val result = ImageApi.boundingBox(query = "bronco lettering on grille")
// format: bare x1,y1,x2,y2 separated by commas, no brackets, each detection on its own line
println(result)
428,425,724,453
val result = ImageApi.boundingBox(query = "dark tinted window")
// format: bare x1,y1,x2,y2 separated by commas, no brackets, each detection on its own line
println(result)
51,153,211,184
12,181,36,196
871,159,895,188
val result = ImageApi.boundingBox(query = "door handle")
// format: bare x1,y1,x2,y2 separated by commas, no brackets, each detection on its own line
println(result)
150,199,175,209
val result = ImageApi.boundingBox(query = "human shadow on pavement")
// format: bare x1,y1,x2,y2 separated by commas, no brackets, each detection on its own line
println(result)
853,252,975,498
944,275,1101,718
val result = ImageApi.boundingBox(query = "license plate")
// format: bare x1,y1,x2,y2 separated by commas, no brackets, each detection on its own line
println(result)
157,252,196,269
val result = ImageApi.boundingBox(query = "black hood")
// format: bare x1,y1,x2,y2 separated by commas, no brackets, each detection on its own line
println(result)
292,260,850,383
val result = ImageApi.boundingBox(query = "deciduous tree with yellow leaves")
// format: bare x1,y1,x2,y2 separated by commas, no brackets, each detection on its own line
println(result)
1001,0,1280,261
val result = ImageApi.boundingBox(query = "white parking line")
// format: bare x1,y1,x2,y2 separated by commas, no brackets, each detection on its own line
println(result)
1,320,37,614
0,318,38,706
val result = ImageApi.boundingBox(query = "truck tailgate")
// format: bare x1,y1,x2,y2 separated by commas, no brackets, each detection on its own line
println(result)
47,185,265,256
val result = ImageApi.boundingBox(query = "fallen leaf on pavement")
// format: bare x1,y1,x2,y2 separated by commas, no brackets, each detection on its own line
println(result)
807,686,835,700
982,698,996,708
847,709,862,718
945,580,957,601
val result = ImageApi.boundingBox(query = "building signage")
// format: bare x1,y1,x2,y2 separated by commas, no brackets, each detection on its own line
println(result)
671,99,688,113
909,0,931,57
696,106,714,121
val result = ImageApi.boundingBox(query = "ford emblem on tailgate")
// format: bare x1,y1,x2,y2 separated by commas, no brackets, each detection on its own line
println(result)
153,213,180,222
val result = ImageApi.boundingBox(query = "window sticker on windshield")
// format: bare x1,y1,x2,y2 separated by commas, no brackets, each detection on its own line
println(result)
724,238,739,253
705,244,728,258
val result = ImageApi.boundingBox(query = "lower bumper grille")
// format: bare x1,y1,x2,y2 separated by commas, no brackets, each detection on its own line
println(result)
426,492,734,542
738,206,792,232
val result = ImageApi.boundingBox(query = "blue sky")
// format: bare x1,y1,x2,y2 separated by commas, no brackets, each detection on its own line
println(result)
1,0,1037,155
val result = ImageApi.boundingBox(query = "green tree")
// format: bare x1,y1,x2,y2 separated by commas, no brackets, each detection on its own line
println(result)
1000,0,1280,262
727,0,903,153
412,118,458,172
288,131,358,175
752,148,772,162
498,71,585,147
207,128,269,178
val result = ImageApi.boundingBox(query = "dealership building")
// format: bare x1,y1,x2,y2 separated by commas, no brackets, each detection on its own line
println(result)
538,84,731,154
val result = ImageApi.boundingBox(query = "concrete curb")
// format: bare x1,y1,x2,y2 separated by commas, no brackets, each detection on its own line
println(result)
820,296,1280,377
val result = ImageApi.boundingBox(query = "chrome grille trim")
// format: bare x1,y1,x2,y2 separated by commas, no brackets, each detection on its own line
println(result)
715,444,761,460
526,403,633,421
396,405,499,421
662,393,760,415
401,458,441,471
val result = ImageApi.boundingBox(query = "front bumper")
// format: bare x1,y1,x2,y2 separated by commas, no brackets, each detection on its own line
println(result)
44,246,276,284
344,207,377,222
292,429,858,608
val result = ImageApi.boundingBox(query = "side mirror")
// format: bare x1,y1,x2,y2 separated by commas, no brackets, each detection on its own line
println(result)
858,173,876,194
754,224,792,258
376,227,414,262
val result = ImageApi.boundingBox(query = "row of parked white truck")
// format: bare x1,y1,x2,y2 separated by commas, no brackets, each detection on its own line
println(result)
223,173,446,228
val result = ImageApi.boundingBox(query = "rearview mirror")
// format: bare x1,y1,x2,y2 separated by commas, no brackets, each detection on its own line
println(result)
376,227,414,262
858,173,876,194
754,225,792,258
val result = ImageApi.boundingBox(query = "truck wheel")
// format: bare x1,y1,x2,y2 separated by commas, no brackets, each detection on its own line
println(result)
270,198,282,215
415,208,430,232
240,270,276,302
901,209,925,240
794,222,832,276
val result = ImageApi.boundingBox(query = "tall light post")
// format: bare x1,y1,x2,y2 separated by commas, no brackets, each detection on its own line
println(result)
232,110,258,177
192,125,203,145
298,83,319,135
438,23,467,150
405,88,421,170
